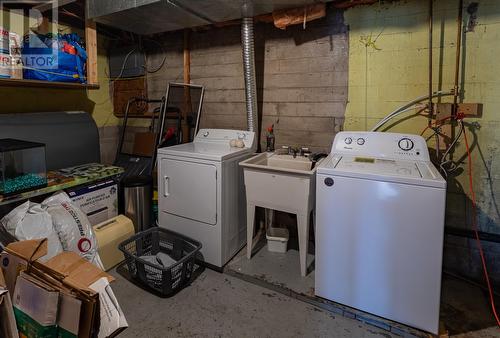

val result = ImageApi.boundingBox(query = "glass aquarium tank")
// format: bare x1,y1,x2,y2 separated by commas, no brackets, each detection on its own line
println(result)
0,139,47,195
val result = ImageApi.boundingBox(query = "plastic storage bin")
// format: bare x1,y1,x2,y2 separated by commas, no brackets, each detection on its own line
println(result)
93,215,135,271
0,139,47,195
119,227,202,296
266,227,289,253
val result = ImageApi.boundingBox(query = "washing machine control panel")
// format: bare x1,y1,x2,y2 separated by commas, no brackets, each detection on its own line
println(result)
195,129,256,149
331,131,429,161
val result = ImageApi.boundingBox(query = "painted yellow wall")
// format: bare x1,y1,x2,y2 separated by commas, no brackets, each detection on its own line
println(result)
344,0,500,233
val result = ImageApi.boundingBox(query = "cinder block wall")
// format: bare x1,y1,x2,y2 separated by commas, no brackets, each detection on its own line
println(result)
146,10,349,153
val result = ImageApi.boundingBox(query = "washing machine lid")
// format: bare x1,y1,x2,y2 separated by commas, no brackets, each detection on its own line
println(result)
318,155,446,189
336,156,422,178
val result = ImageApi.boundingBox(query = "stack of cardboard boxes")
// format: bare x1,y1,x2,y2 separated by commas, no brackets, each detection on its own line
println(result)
0,239,127,338
0,267,18,337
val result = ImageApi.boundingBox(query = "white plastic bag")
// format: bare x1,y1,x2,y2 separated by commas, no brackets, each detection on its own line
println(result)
1,201,63,261
43,192,103,269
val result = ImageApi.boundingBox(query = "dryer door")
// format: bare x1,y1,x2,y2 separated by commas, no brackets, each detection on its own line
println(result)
159,158,217,225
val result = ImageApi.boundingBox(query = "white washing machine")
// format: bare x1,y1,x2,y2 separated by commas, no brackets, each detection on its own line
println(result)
315,131,446,334
157,129,255,268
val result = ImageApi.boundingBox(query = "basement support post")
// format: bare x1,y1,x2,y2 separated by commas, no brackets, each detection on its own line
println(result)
85,19,98,85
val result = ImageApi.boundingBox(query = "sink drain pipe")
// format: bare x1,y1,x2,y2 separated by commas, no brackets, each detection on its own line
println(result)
241,16,259,136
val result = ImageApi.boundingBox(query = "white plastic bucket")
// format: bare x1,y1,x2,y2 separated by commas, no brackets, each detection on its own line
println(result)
266,227,289,253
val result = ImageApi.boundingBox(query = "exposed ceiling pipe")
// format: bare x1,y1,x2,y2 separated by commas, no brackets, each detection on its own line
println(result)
241,16,259,135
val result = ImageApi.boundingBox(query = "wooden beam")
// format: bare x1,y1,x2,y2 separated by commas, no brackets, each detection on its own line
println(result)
85,19,98,85
272,3,326,30
332,0,378,9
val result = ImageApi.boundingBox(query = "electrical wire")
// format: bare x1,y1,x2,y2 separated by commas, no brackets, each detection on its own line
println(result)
142,38,168,74
106,38,168,81
462,120,500,328
420,115,453,136
439,120,463,176
107,48,136,81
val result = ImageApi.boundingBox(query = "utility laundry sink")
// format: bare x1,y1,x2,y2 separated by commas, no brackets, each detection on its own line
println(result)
265,154,313,171
240,152,323,277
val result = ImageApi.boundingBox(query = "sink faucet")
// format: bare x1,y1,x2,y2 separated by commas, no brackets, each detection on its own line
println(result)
282,146,310,158
299,147,311,157
281,146,296,157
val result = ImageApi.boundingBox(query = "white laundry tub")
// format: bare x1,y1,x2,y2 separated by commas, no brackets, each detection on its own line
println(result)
239,152,322,276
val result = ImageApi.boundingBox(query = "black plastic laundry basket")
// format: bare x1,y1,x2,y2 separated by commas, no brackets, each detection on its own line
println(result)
119,227,202,296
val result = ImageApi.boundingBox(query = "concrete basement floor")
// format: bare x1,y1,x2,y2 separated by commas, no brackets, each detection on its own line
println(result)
226,243,500,337
111,267,399,338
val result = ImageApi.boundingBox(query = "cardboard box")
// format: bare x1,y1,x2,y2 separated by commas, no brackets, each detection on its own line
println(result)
13,272,60,337
58,292,82,338
90,277,128,338
0,268,19,338
3,239,127,338
1,249,28,296
67,180,118,226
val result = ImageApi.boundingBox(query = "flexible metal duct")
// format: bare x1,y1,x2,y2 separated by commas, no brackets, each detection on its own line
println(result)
241,17,258,133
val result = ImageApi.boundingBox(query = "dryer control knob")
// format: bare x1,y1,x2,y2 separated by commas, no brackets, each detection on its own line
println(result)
357,138,365,145
344,137,353,145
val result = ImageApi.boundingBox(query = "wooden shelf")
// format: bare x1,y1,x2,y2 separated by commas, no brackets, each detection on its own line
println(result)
0,78,100,90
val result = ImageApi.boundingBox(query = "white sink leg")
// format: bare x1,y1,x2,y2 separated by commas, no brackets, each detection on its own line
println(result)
298,212,310,277
247,204,256,259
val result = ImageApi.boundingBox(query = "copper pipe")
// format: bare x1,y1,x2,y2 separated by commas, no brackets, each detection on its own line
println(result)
428,0,433,127
453,0,464,111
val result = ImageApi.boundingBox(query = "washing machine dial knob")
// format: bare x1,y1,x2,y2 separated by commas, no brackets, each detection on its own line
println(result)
357,138,365,145
398,138,414,151
344,137,353,145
